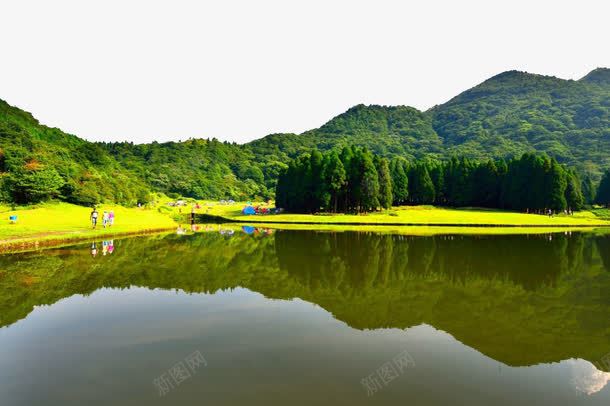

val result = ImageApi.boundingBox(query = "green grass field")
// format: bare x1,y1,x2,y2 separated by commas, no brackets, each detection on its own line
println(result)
205,202,610,227
1,201,609,252
206,222,610,236
0,202,177,250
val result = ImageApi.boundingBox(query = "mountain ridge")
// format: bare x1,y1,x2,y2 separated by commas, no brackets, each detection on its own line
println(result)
1,67,608,203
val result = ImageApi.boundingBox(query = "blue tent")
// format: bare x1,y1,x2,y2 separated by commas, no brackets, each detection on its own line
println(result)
242,226,256,234
242,206,256,215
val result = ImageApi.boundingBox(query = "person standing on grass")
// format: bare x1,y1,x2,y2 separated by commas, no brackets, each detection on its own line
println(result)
90,208,99,229
108,210,115,227
102,211,109,228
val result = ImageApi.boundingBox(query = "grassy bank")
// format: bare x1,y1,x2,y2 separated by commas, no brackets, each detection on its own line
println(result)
202,222,610,236
2,201,609,253
0,202,177,251
203,202,610,227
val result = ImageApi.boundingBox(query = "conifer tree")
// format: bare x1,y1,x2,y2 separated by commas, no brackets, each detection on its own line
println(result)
323,151,347,212
581,175,596,205
596,170,610,207
359,150,380,212
546,159,568,211
389,158,409,205
376,157,393,210
565,172,584,210
410,164,435,205
429,163,444,205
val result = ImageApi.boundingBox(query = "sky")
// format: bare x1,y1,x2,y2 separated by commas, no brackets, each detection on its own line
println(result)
1,0,608,144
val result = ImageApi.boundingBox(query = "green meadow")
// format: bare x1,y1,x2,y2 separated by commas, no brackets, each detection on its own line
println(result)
0,202,177,250
1,200,609,252
208,202,610,227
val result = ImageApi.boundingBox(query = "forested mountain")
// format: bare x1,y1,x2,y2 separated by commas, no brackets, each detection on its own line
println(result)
0,99,150,205
430,69,610,176
0,99,274,203
248,105,443,161
249,68,610,177
102,139,273,201
0,68,608,204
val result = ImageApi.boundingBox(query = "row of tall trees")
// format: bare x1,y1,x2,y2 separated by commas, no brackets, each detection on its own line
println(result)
275,147,392,213
275,147,593,213
407,154,585,212
596,170,610,208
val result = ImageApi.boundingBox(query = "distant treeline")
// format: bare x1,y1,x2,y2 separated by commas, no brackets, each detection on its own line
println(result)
276,147,610,213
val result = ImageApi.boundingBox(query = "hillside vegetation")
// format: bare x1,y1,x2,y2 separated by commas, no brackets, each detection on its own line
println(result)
0,68,608,205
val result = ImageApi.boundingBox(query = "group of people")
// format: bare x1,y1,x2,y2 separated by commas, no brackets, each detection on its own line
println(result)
90,208,115,229
546,208,576,218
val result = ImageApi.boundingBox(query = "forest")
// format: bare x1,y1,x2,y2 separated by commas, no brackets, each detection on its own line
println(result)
275,147,603,213
0,68,608,208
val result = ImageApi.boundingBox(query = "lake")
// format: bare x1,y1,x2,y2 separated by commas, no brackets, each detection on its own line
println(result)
1,227,609,405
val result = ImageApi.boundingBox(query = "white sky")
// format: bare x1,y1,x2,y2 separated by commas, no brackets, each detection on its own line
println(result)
1,0,608,144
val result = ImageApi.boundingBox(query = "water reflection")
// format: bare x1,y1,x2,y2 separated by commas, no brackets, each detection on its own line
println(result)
596,235,610,272
570,359,610,395
1,229,609,388
90,240,115,257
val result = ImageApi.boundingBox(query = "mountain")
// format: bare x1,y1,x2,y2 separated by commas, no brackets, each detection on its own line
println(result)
247,104,443,163
580,67,610,85
429,69,610,176
0,99,150,205
0,99,272,204
1,68,609,204
249,68,610,178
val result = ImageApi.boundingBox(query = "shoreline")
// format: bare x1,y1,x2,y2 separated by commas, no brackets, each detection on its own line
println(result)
0,227,176,254
195,213,610,228
2,202,609,254
2,221,610,254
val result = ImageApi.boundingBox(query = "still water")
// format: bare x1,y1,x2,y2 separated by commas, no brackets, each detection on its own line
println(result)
1,227,609,405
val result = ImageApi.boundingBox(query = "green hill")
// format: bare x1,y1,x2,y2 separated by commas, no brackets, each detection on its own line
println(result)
0,99,150,205
0,100,273,203
430,69,610,177
249,68,610,178
1,68,608,204
247,104,443,162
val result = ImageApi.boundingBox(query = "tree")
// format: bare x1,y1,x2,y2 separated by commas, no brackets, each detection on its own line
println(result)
376,157,392,210
390,158,409,205
581,175,596,205
358,150,380,212
429,163,444,205
275,148,588,214
323,151,347,212
409,164,435,205
306,150,325,212
11,167,64,203
545,159,568,211
596,170,610,207
340,146,356,212
473,160,499,207
565,172,584,210
64,179,101,206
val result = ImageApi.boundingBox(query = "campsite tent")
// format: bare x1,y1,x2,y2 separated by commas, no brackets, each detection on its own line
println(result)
242,226,256,234
242,206,256,215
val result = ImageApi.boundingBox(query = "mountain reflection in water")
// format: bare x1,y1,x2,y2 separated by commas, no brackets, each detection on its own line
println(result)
1,228,609,404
